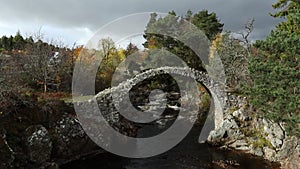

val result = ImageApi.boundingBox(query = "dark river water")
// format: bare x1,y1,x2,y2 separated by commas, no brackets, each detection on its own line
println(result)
61,122,280,169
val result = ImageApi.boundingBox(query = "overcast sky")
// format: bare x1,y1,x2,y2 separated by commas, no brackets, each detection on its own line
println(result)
0,0,282,47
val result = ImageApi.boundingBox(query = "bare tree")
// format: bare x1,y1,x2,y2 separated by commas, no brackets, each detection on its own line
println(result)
237,18,255,57
23,39,50,92
22,30,71,92
238,18,254,44
98,37,116,62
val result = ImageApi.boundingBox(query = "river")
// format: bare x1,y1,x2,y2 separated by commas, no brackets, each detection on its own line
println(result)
61,120,280,169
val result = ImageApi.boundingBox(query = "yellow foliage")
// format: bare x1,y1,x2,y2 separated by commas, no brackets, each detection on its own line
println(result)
209,33,223,59
117,49,126,60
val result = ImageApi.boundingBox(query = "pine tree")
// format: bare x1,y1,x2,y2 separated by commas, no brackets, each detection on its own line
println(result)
1,36,8,50
247,0,300,136
270,0,300,18
7,36,13,50
13,31,25,50
143,10,223,71
125,42,139,56
192,10,224,41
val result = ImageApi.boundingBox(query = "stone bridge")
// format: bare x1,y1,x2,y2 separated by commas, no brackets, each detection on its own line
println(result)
74,66,227,140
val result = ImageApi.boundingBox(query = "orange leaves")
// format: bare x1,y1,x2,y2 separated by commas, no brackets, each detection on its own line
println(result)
73,45,83,60
147,37,157,49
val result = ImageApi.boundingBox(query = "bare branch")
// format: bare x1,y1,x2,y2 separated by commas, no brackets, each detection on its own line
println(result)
237,18,255,45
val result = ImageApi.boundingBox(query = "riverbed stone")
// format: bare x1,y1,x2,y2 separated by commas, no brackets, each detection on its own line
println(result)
41,162,60,169
228,139,250,151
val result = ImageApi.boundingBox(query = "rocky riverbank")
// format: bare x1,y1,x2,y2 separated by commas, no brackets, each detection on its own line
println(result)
1,90,297,169
0,106,99,168
0,98,137,169
207,93,300,169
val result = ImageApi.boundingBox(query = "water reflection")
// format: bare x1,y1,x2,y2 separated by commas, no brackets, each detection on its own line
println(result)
61,125,280,169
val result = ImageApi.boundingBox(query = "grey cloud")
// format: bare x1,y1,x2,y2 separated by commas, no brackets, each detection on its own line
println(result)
0,0,281,40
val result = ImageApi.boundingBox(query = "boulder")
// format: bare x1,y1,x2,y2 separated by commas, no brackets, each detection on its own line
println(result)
207,128,226,145
263,147,277,162
281,143,300,169
250,146,264,157
232,108,250,121
52,116,98,158
223,117,239,129
207,116,243,146
24,125,52,164
276,136,298,160
270,137,283,149
263,119,285,149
